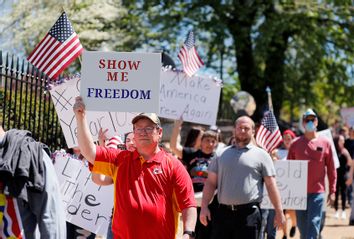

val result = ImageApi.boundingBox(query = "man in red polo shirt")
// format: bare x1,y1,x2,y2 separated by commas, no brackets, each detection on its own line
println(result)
73,96,197,239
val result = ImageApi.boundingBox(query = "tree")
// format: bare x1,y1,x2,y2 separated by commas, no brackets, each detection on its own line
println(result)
0,0,145,60
123,0,354,123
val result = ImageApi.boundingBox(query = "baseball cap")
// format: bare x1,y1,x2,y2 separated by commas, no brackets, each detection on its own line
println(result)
283,129,296,139
132,113,161,127
106,135,123,148
302,108,317,119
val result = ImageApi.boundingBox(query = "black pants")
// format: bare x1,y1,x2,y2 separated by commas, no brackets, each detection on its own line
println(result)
211,203,261,239
195,195,219,239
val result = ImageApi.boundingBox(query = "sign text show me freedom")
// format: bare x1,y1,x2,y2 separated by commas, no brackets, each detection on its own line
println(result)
81,51,161,113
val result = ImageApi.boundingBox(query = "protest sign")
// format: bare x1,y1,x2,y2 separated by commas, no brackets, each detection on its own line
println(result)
81,51,161,113
159,70,221,125
53,151,114,235
261,160,308,210
340,107,354,127
317,129,340,169
49,75,136,148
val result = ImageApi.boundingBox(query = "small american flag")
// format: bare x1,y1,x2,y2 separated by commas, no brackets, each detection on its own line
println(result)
256,110,283,153
178,31,204,77
27,12,83,79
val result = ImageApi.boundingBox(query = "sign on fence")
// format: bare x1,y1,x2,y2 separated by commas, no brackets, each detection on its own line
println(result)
81,51,161,113
261,160,308,210
340,107,354,127
49,75,136,148
159,70,221,126
53,151,114,236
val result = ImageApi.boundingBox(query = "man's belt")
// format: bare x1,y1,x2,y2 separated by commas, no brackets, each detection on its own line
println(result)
219,202,259,211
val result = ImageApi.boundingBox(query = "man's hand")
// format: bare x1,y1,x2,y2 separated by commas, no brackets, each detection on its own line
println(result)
73,96,86,117
199,206,211,226
274,210,286,230
327,193,335,206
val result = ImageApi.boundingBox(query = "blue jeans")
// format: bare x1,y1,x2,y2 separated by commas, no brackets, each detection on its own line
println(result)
260,209,276,239
296,193,324,239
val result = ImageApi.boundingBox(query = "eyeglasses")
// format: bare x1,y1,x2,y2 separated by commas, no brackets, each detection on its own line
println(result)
304,118,316,123
133,126,158,135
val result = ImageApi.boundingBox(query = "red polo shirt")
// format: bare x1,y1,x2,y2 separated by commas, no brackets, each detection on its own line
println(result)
287,135,337,194
93,146,196,239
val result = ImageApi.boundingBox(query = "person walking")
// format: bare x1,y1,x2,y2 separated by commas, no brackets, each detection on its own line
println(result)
287,109,337,239
73,96,197,239
199,116,286,239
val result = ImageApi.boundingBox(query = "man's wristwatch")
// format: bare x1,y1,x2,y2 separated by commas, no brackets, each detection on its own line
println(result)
183,231,196,238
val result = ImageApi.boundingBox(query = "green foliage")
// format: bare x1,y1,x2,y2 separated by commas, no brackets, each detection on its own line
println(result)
123,0,354,124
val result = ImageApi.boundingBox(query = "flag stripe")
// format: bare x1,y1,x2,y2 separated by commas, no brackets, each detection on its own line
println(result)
40,34,78,72
255,111,283,153
178,31,204,77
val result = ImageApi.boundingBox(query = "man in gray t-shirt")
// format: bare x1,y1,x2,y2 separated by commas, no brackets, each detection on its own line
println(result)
199,116,285,239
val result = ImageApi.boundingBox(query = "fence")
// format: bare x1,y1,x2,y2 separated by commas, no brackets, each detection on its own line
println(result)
0,51,66,150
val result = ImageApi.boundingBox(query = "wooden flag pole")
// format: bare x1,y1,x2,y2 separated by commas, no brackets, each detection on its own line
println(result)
266,86,273,112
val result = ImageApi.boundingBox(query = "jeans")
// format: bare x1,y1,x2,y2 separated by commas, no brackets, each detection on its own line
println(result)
260,209,276,239
296,193,324,239
106,217,114,239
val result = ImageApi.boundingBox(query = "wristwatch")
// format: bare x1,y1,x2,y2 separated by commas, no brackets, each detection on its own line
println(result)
183,231,196,238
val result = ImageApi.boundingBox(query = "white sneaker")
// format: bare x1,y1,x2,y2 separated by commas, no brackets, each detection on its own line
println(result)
334,211,339,219
341,211,347,220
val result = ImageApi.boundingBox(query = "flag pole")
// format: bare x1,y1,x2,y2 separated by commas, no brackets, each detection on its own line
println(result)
266,86,273,112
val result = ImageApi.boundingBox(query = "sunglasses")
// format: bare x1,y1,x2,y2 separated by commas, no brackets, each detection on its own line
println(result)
304,118,316,123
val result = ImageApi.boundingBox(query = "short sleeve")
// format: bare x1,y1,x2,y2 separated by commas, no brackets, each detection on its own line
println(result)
93,145,121,177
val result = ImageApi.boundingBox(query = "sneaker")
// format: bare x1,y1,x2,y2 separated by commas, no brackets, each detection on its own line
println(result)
341,211,347,220
289,226,296,237
334,211,339,219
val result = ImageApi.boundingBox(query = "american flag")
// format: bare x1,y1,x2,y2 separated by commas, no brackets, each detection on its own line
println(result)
27,12,83,79
178,31,204,77
255,110,283,153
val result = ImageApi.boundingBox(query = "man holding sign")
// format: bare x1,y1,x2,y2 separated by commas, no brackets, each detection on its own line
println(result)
73,96,197,239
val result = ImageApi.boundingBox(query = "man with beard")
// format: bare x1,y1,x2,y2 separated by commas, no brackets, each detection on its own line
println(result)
199,116,285,239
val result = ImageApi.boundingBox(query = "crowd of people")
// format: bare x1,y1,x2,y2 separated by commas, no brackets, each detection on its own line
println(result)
1,102,354,239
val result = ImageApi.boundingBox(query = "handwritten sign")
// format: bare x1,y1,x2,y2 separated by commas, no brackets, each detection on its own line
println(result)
317,129,340,169
340,107,354,127
159,70,221,125
81,51,161,113
49,75,136,148
261,160,308,210
53,151,114,235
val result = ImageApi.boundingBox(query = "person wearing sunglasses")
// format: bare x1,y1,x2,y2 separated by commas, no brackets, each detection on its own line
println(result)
73,96,197,239
287,109,337,239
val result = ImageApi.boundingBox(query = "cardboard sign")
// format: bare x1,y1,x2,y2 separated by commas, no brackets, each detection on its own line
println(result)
261,160,308,210
81,51,161,113
159,70,221,125
53,151,114,236
49,75,136,148
317,129,340,169
340,107,354,127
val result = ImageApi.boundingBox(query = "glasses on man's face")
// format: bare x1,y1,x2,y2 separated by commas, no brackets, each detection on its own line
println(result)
304,118,316,123
133,126,158,135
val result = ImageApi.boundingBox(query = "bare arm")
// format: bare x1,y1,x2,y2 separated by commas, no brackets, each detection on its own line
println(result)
199,171,217,226
181,207,197,239
264,176,286,228
344,149,353,186
91,173,113,185
169,119,183,158
73,96,96,164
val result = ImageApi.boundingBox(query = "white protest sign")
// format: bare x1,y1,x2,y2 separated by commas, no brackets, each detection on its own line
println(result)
340,107,354,127
81,51,161,113
159,70,221,125
53,151,114,236
49,75,136,148
261,160,308,210
317,129,340,169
